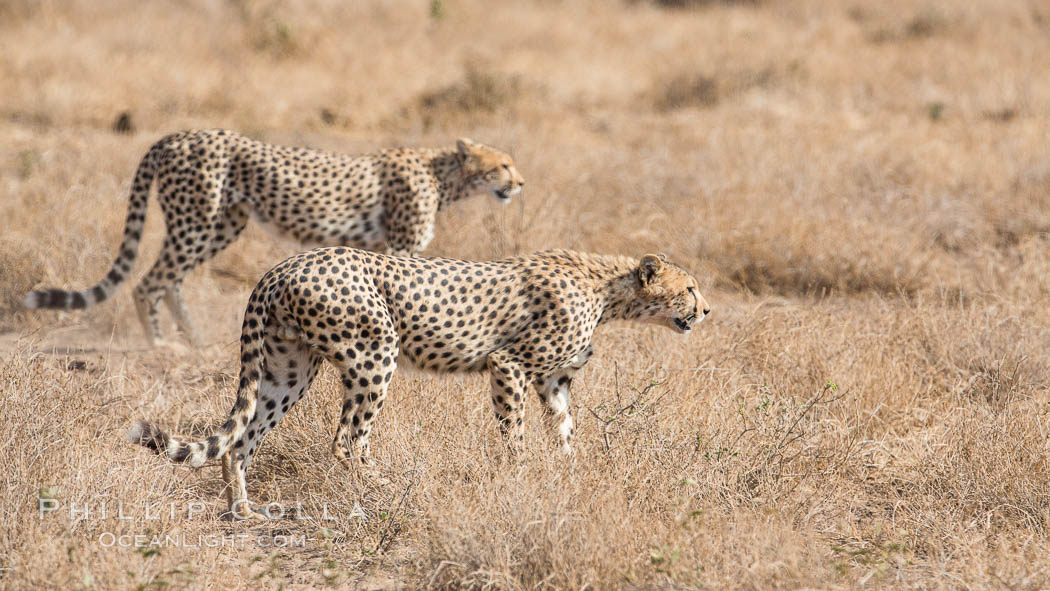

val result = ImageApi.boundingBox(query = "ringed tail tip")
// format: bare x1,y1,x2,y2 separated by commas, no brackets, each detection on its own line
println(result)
126,420,164,452
23,291,42,309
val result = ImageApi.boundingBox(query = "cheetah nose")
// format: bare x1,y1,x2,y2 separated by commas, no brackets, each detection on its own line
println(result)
702,308,711,316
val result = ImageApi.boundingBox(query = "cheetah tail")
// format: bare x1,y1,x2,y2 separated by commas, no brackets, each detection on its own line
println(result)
24,139,160,311
126,288,270,468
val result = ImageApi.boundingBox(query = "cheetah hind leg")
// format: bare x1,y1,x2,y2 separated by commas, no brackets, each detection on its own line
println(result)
132,227,195,347
163,205,249,348
329,359,396,487
331,427,393,488
145,203,250,349
221,452,269,521
220,334,320,520
330,447,393,493
163,283,202,348
168,203,250,349
487,353,529,457
132,282,166,348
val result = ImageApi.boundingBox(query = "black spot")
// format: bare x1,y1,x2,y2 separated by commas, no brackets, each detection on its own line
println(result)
206,435,220,458
171,444,191,463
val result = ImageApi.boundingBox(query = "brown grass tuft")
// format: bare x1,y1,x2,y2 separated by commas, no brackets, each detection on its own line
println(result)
865,7,953,44
656,68,776,111
648,0,762,9
708,233,923,296
406,64,526,131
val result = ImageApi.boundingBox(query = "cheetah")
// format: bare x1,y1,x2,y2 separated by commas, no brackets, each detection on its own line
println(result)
24,129,524,346
127,247,709,518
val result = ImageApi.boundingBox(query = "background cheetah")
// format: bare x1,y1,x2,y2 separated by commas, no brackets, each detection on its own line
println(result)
23,129,524,346
128,247,709,517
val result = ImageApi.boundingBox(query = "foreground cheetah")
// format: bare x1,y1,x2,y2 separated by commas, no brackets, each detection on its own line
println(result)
128,247,709,518
24,129,524,346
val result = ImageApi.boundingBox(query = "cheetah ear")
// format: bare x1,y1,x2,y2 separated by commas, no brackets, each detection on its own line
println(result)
457,138,480,156
457,138,482,174
638,254,664,286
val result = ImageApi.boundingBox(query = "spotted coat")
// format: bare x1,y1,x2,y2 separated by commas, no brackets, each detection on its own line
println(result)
24,129,524,346
128,247,710,518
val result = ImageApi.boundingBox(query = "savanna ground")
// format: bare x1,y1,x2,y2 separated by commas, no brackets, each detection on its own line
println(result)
2,0,1050,588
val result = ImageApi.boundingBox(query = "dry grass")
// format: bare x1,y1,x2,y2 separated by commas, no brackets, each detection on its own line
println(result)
3,0,1050,588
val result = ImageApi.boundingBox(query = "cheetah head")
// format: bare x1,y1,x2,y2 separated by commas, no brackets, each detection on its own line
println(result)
457,138,525,203
636,254,710,334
